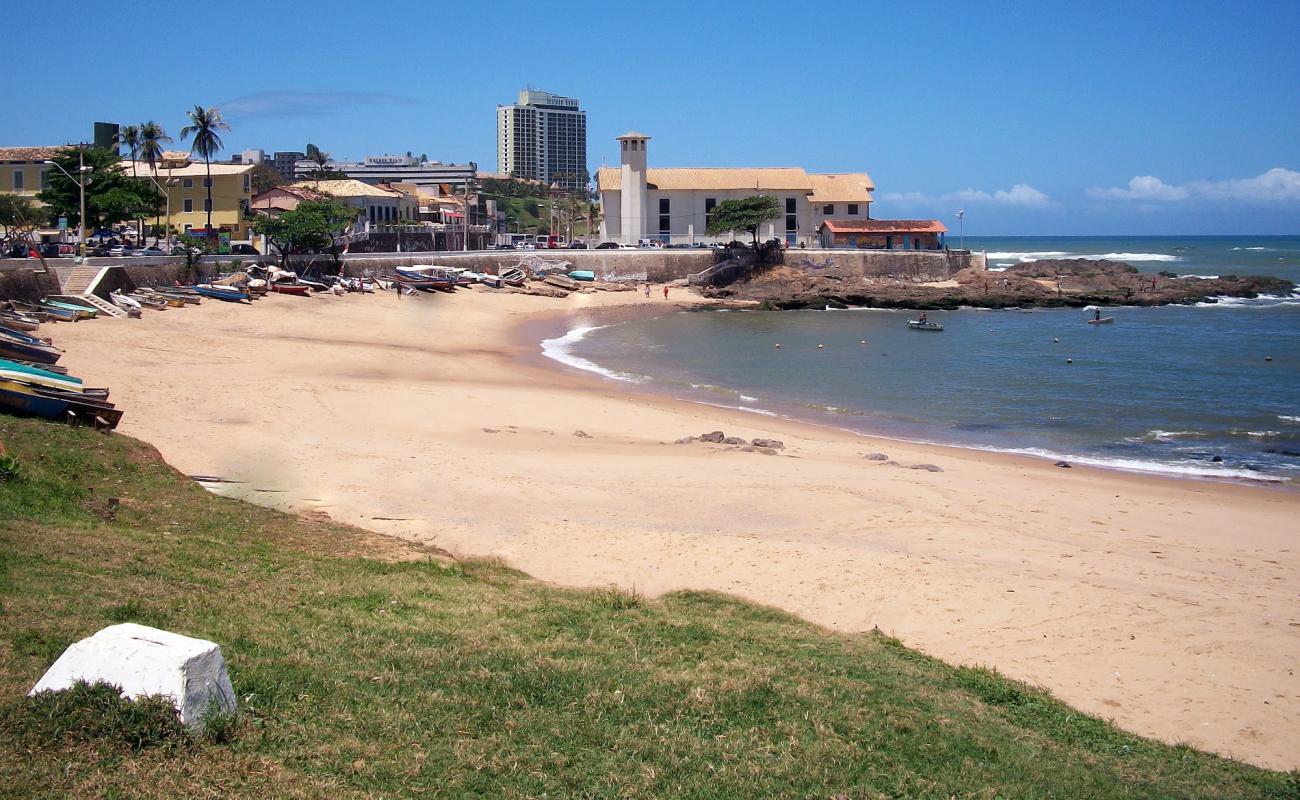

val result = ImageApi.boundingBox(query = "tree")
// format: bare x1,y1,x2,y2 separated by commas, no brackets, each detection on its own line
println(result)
114,126,141,174
139,121,173,239
705,195,782,249
37,146,164,233
0,194,51,269
180,105,230,233
251,196,356,272
303,143,345,180
249,163,281,194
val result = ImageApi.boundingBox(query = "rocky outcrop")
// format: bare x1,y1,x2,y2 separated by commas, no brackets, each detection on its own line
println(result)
701,259,1294,310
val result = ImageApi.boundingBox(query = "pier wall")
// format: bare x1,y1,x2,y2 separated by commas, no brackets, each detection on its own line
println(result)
783,249,969,281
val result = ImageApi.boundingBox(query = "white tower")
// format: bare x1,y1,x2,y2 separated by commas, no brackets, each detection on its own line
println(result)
617,131,649,245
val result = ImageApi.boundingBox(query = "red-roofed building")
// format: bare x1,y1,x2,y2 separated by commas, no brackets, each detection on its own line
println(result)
817,219,947,250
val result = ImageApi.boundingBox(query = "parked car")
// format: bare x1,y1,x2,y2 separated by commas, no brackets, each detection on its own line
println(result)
230,244,260,255
108,245,129,257
594,242,619,249
568,241,588,249
138,246,166,256
58,243,75,255
37,243,63,259
618,243,637,250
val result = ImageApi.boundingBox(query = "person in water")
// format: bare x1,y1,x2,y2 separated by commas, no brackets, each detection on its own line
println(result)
1094,308,1102,321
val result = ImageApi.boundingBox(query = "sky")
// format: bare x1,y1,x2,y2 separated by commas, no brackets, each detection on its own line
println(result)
4,0,1298,235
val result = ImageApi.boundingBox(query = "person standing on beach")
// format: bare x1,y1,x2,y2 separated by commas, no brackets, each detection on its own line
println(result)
663,285,669,299
644,283,650,298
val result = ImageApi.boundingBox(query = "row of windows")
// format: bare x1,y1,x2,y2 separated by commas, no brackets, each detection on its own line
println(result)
822,203,861,215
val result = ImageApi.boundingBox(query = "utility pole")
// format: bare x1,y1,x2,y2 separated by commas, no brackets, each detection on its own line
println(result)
462,176,474,252
78,144,87,258
956,209,965,251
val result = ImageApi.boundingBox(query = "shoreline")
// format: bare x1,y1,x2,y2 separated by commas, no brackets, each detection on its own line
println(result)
44,287,1300,770
518,302,1298,490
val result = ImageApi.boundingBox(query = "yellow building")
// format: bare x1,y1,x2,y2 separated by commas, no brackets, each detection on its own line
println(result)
130,152,255,239
1,146,254,240
0,146,63,199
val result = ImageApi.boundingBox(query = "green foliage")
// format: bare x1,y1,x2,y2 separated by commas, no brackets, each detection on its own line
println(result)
181,105,231,230
0,455,20,483
247,163,280,195
8,682,189,754
0,195,49,253
37,147,163,231
252,196,355,268
706,195,783,246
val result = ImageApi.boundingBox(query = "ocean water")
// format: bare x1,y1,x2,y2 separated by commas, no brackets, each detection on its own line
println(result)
968,234,1300,284
552,236,1300,483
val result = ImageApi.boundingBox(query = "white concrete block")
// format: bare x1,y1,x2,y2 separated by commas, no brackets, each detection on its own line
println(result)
30,623,236,728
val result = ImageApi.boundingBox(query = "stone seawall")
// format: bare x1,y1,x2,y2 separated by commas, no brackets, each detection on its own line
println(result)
783,249,969,281
283,250,718,283
0,268,60,302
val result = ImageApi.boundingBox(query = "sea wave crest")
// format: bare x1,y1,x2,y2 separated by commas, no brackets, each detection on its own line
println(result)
983,251,1180,263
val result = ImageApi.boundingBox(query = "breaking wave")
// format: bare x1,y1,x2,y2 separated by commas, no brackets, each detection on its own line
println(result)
540,325,644,383
984,251,1180,263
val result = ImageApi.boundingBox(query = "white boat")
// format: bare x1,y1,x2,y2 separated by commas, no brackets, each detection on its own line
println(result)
1088,316,1115,325
907,320,944,331
109,291,143,318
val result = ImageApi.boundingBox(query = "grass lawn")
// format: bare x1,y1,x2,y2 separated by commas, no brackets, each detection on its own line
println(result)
0,417,1294,798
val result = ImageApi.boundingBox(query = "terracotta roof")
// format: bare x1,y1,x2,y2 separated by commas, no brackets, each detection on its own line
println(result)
290,179,402,198
253,185,327,202
0,146,69,162
807,173,875,203
596,167,875,202
819,219,948,234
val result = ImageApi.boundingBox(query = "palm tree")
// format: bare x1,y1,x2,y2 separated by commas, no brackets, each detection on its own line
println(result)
139,121,173,241
114,125,141,176
306,143,330,169
180,105,230,233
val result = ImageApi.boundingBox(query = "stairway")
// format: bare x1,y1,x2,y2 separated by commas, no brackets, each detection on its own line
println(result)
61,265,103,295
75,292,127,318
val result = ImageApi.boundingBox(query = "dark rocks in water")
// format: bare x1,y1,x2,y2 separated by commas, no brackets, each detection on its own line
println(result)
1211,455,1224,463
863,452,889,461
699,431,726,443
751,438,784,450
1054,461,1072,468
573,430,591,438
722,436,747,445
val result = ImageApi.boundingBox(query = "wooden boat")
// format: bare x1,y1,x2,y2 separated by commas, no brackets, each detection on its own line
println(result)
907,320,944,331
568,270,596,282
0,324,50,345
0,357,85,392
396,266,457,291
0,312,40,331
269,283,311,296
40,300,96,320
544,274,580,291
0,329,62,364
129,293,170,310
0,378,123,429
498,267,526,287
5,358,68,375
1088,317,1115,325
191,284,249,302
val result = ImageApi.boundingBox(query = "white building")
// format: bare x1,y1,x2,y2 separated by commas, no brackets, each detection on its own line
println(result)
496,89,587,190
596,132,875,247
294,154,478,192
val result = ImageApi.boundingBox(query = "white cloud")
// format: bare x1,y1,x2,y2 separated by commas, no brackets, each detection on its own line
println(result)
882,183,1053,209
219,90,413,119
1088,168,1300,203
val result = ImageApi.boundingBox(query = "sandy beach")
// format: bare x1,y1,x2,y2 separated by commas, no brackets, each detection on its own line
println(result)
48,286,1299,770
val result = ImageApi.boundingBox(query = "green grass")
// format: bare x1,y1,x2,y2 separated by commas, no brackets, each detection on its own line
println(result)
0,417,1295,798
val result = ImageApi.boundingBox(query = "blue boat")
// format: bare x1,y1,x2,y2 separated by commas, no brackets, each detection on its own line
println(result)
0,379,69,419
191,285,249,302
568,270,596,282
0,331,61,365
0,357,82,390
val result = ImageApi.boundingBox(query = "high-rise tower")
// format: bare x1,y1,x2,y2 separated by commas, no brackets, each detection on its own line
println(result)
496,89,587,190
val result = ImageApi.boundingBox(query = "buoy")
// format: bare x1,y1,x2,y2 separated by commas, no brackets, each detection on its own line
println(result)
1066,358,1073,364
817,344,824,349
860,340,866,345
1265,355,1272,362
774,343,781,349
1053,338,1059,343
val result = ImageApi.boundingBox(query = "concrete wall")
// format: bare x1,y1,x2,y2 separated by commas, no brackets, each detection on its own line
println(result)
0,268,60,302
280,249,717,283
784,249,968,281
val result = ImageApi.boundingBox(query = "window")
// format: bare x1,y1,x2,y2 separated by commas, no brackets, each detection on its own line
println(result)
182,178,193,189
822,204,833,215
785,198,796,214
847,203,859,215
183,198,193,213
13,169,23,190
785,198,797,233
704,197,716,221
243,174,250,193
40,169,48,188
203,177,212,188
203,198,211,213
658,197,670,234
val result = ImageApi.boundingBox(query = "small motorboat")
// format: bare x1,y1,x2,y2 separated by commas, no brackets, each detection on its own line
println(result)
907,320,944,331
40,299,96,320
0,311,41,331
109,291,143,318
269,283,311,296
498,267,526,287
0,330,62,365
568,270,596,282
1088,317,1115,325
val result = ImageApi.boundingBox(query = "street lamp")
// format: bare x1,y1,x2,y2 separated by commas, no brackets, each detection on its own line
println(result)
144,173,179,249
956,209,965,251
45,144,91,258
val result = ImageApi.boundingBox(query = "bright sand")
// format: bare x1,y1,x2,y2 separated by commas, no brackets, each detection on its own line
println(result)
49,287,1299,770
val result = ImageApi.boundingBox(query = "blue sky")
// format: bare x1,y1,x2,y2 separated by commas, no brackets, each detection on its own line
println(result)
5,0,1298,234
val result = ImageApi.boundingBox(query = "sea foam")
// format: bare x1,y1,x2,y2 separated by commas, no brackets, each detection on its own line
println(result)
540,325,642,383
983,251,1179,263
